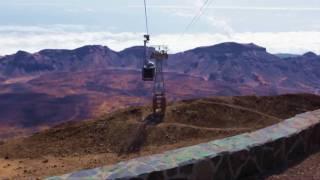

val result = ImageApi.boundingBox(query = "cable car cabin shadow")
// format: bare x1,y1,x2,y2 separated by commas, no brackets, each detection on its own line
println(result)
143,113,164,125
142,62,155,81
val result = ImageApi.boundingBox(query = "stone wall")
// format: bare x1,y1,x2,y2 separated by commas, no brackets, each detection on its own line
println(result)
48,109,320,180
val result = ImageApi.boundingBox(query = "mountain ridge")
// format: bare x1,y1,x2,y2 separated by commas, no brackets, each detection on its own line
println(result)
0,42,319,78
1,41,320,95
2,42,317,59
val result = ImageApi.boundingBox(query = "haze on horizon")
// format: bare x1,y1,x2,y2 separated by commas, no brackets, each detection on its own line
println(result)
0,0,319,55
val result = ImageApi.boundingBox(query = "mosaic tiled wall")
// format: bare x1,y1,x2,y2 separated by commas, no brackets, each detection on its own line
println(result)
48,110,320,180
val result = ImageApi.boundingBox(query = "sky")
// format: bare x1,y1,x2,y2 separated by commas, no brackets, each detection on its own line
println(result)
0,0,319,55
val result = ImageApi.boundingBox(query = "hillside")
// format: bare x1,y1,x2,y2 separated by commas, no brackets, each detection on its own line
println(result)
0,42,320,140
1,94,320,178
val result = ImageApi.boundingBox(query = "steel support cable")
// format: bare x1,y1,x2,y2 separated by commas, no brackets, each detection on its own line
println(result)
183,0,210,34
191,0,215,30
179,0,214,40
143,0,149,35
143,0,150,65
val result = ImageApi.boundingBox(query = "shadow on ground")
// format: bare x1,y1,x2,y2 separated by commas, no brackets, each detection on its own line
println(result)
119,113,165,155
242,148,320,180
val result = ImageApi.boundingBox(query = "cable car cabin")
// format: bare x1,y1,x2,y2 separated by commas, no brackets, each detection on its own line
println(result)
142,62,155,81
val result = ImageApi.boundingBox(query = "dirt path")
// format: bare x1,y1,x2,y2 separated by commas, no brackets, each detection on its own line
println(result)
203,101,282,122
159,122,252,132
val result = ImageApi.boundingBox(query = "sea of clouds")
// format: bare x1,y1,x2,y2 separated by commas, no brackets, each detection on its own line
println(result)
0,25,319,55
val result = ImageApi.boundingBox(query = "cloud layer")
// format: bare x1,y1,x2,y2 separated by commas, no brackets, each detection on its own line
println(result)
0,25,319,55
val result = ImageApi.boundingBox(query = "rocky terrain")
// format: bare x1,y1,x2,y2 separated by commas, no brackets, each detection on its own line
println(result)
1,94,320,178
0,42,319,139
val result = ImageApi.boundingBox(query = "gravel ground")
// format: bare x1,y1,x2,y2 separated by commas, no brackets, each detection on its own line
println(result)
266,151,320,180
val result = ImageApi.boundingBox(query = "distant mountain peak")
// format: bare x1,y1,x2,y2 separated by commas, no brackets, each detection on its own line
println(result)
14,50,33,60
38,49,71,55
38,45,111,56
74,45,111,52
191,42,267,55
71,45,115,57
119,46,154,56
75,45,106,50
275,53,300,59
124,46,156,52
211,42,266,51
303,51,318,58
119,46,145,53
16,50,31,56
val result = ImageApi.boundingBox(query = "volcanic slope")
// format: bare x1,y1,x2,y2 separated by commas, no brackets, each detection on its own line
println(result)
1,94,320,178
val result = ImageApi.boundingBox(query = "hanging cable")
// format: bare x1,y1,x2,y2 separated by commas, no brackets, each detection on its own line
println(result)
183,0,210,34
143,0,149,35
179,0,214,39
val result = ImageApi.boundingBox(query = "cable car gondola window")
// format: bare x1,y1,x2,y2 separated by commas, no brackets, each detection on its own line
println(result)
142,62,155,81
